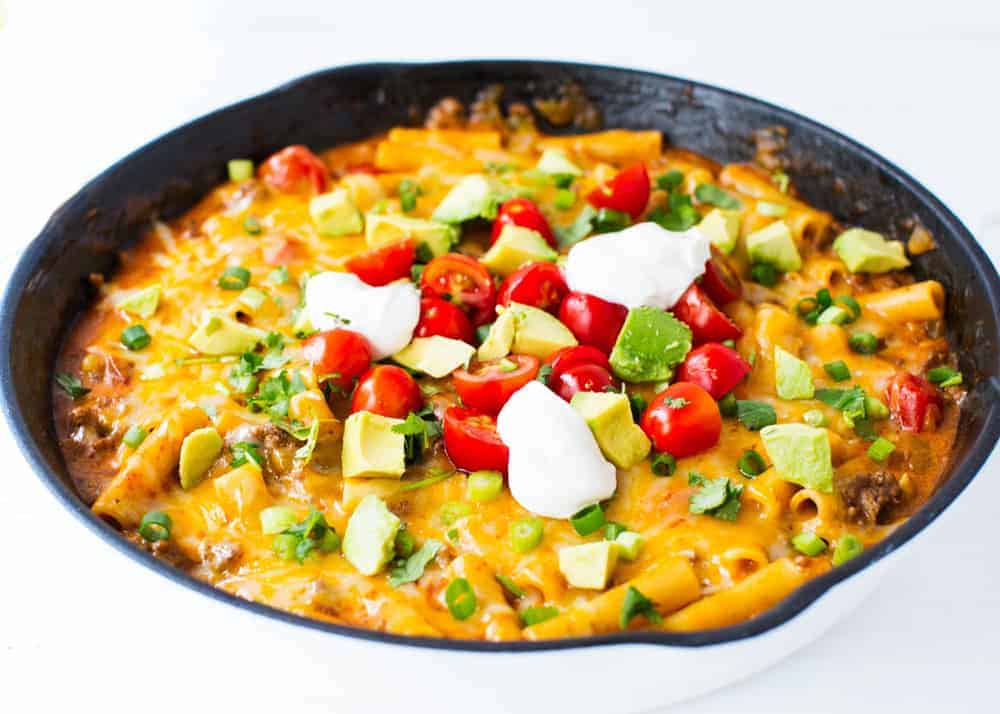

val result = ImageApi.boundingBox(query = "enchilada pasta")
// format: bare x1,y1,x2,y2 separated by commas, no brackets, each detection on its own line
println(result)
54,91,963,640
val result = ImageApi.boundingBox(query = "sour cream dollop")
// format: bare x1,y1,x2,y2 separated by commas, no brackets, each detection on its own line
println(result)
497,381,617,518
304,272,420,359
564,222,711,309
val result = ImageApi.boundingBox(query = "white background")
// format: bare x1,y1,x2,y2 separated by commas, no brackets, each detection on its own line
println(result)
1,1,998,711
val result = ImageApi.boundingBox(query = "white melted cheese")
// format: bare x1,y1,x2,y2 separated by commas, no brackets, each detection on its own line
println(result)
304,272,420,359
497,381,617,518
564,221,712,309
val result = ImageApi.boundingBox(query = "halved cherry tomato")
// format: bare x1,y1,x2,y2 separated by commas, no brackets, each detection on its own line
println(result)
452,355,540,414
442,406,509,473
587,162,650,220
558,292,629,354
700,250,743,306
676,343,751,400
641,382,722,458
420,253,497,326
350,365,422,418
884,373,943,433
497,262,568,314
302,329,372,390
553,363,617,402
546,345,611,384
490,198,557,248
345,239,415,287
415,297,474,343
672,283,742,345
258,145,330,194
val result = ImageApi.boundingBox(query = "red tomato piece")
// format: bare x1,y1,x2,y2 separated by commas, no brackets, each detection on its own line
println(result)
558,292,629,355
884,373,943,433
261,237,298,266
672,283,742,345
700,251,743,306
553,363,616,402
258,145,330,194
496,262,569,314
452,355,540,415
415,297,474,343
345,239,415,287
586,162,651,220
350,365,422,419
641,382,722,458
545,345,611,384
676,343,751,400
420,253,497,326
490,198,557,248
301,329,372,390
442,406,509,473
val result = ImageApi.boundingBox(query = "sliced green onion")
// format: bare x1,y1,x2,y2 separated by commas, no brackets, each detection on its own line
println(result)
272,533,299,561
718,392,738,417
259,506,298,535
466,470,504,502
749,262,778,287
267,266,290,285
737,449,767,477
656,170,684,192
243,216,262,235
803,409,826,427
238,287,268,311
593,208,630,233
604,522,627,541
219,266,251,290
927,366,962,387
867,437,896,463
227,159,254,182
510,517,544,553
445,577,477,620
496,574,524,598
816,305,850,326
138,511,172,542
120,325,151,351
835,295,861,322
399,469,457,492
520,606,559,627
865,396,890,421
757,201,787,217
317,528,341,553
570,504,605,536
554,189,576,210
650,451,676,476
849,332,879,354
791,532,827,556
399,179,421,213
394,529,416,559
122,425,148,449
439,501,472,526
823,360,851,382
832,534,864,566
721,339,736,349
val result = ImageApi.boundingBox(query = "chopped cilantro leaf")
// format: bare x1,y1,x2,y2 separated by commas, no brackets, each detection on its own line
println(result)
392,407,443,463
694,183,741,209
389,538,442,587
736,400,777,430
688,476,743,521
55,372,90,400
619,586,662,629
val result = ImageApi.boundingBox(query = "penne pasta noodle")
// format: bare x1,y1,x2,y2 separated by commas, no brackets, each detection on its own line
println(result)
859,280,944,323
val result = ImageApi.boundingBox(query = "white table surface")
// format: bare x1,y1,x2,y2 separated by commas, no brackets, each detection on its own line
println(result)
1,1,998,711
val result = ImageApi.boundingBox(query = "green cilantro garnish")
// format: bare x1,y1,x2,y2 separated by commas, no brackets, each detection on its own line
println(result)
293,419,321,463
272,509,340,563
230,441,264,468
521,606,560,627
55,372,90,400
619,586,662,629
694,183,741,210
656,170,684,192
815,386,868,426
661,396,689,409
555,205,597,248
688,474,743,521
536,363,553,385
392,407,443,463
388,538,443,587
247,370,306,421
736,400,777,430
649,192,699,231
496,574,525,599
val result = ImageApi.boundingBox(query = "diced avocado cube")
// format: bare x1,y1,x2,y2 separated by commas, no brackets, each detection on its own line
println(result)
698,209,740,255
117,284,162,319
431,175,502,223
558,541,619,590
309,188,363,237
745,220,801,273
342,411,407,479
760,423,833,493
365,213,458,257
833,228,910,273
342,494,401,576
774,346,815,400
189,311,265,355
480,225,558,277
178,426,223,490
570,391,651,469
536,148,583,177
393,336,475,378
610,307,692,383
477,308,517,361
227,159,254,182
614,531,644,561
508,303,577,359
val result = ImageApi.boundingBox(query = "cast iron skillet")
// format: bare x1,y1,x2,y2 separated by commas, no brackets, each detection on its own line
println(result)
2,61,998,652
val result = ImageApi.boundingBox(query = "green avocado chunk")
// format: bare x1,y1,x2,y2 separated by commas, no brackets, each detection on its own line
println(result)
774,346,815,400
698,209,740,255
760,423,834,493
365,213,458,257
178,427,223,490
342,494,401,576
309,188,364,237
536,148,583,177
570,391,650,469
745,220,801,272
431,175,503,223
508,303,577,359
609,307,692,383
833,228,910,273
393,336,475,378
189,311,266,355
558,541,619,590
117,284,162,319
477,307,517,361
342,411,406,479
480,225,557,277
